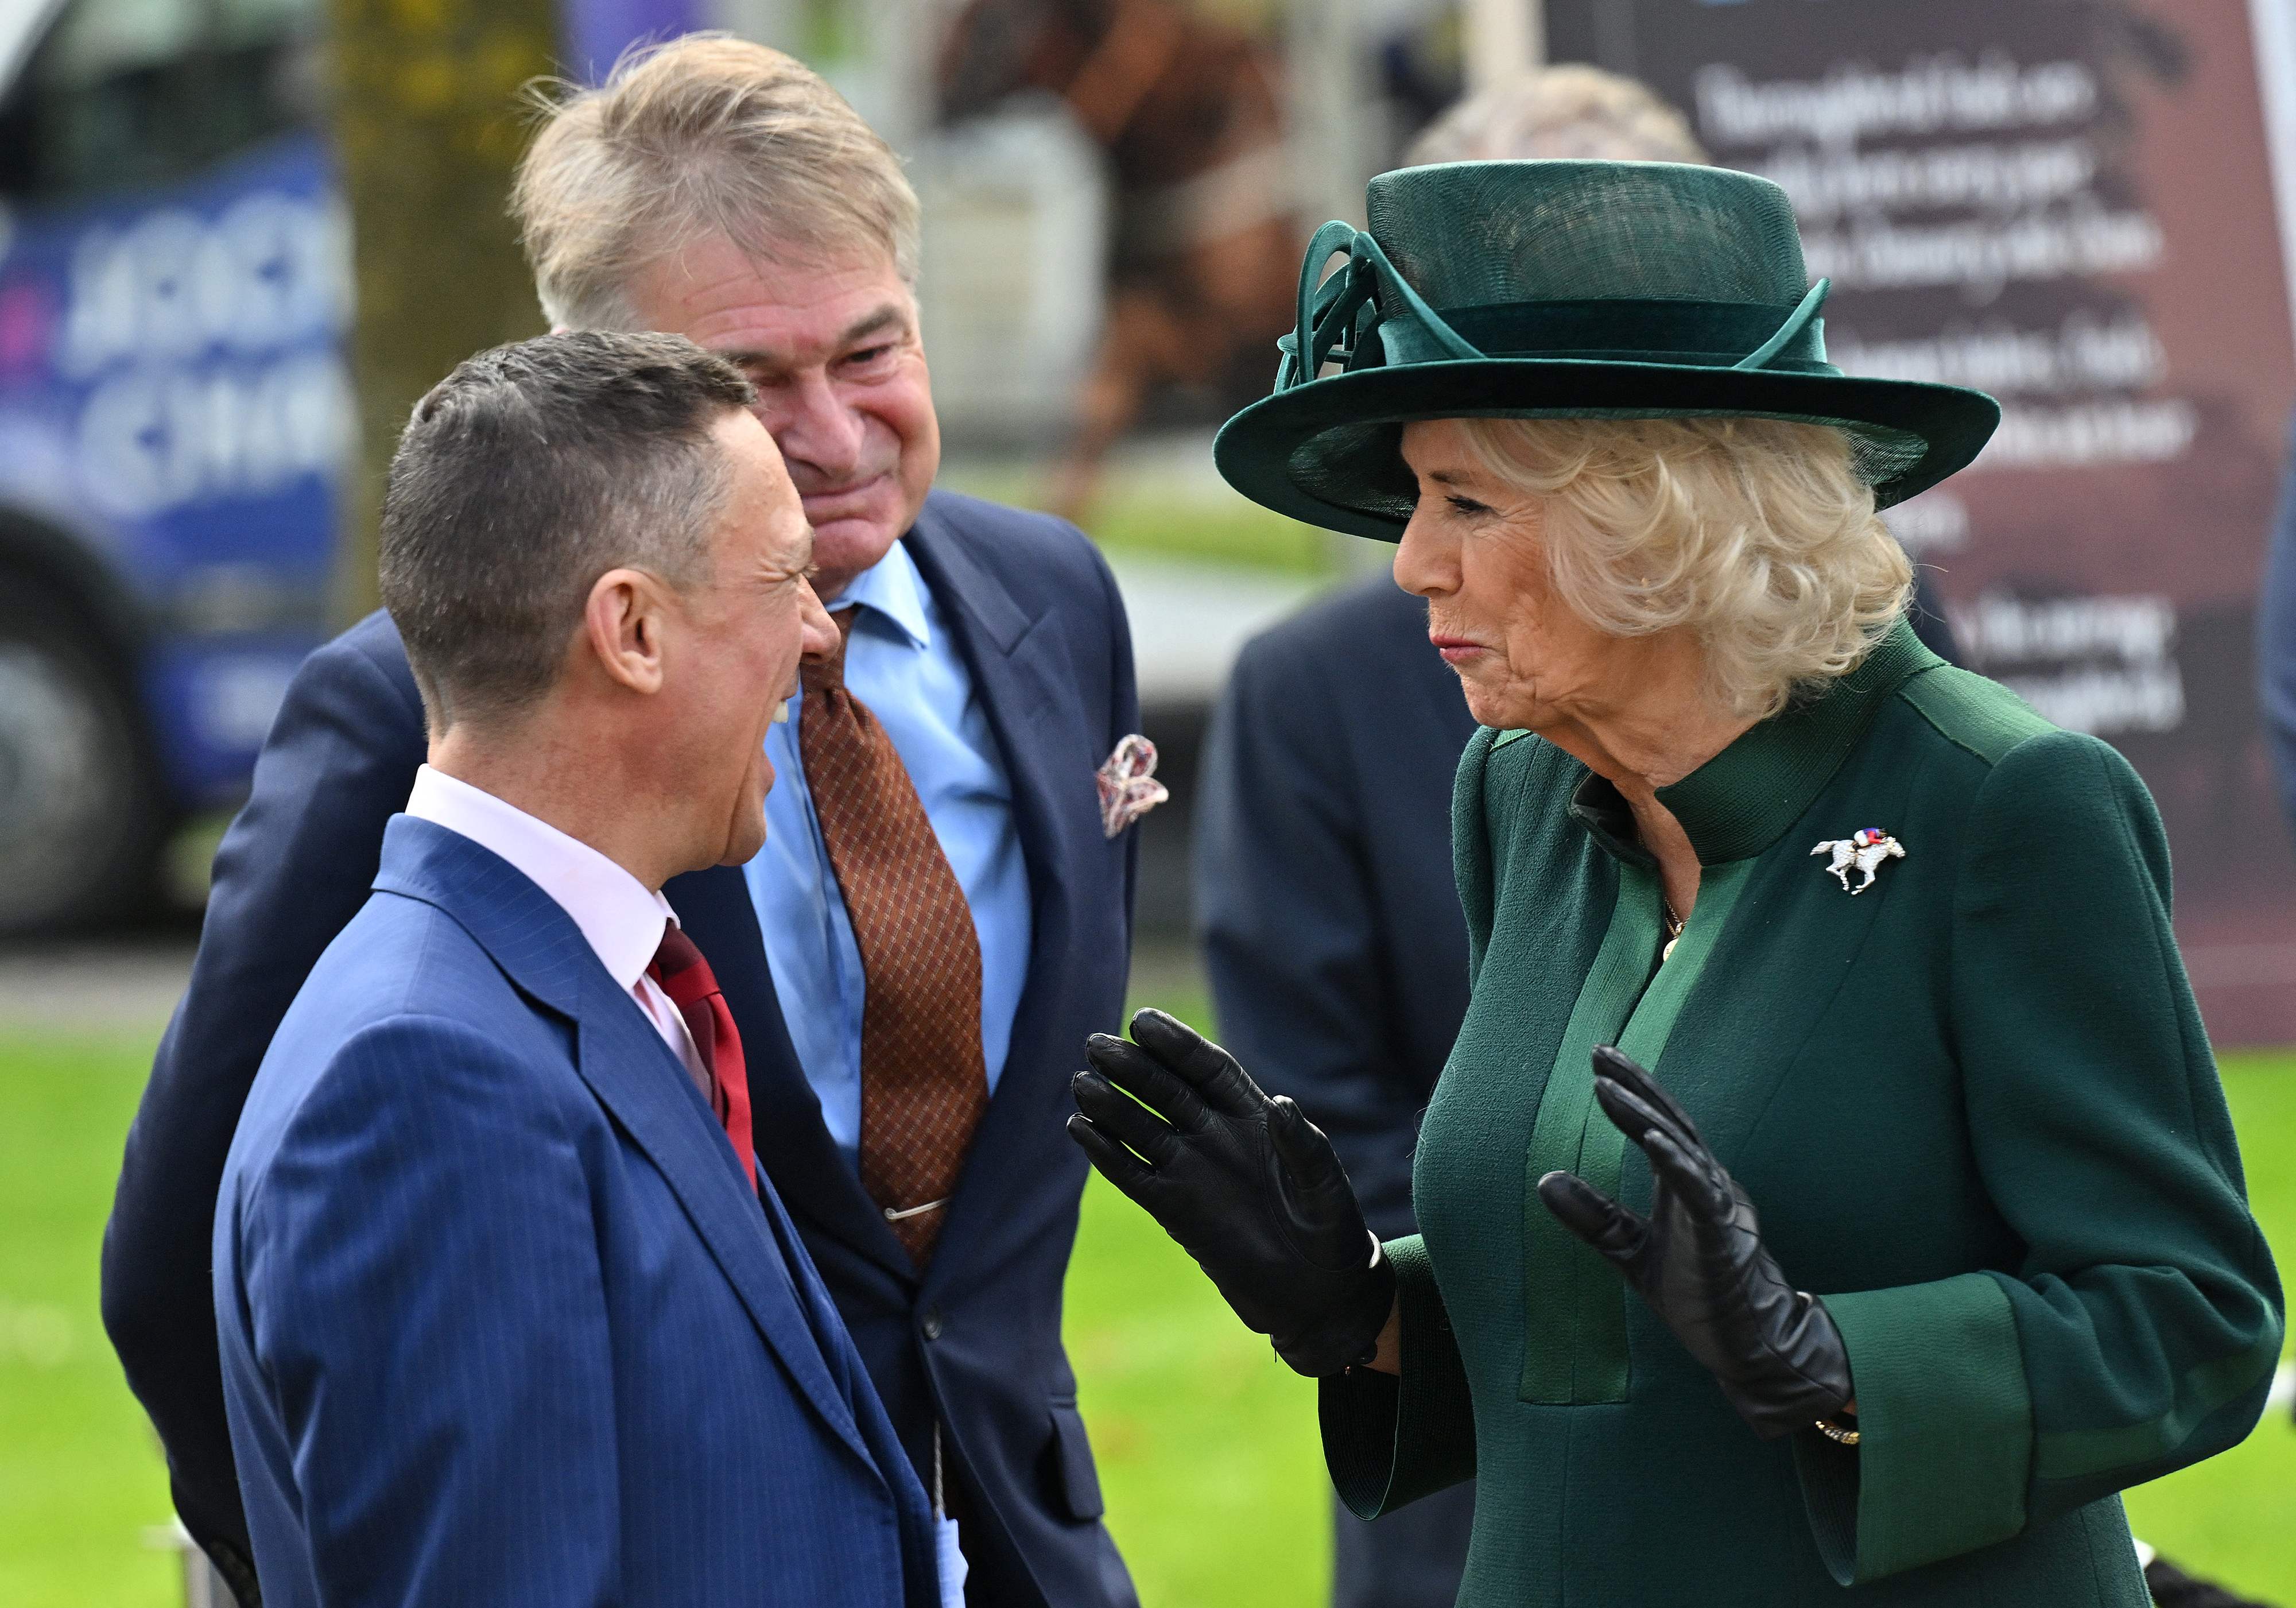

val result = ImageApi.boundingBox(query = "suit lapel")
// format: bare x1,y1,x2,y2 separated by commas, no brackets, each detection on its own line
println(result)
378,819,875,1470
903,499,1100,1290
566,981,874,1469
666,866,911,1276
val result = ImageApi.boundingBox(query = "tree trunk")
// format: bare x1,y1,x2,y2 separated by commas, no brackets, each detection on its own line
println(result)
326,0,557,622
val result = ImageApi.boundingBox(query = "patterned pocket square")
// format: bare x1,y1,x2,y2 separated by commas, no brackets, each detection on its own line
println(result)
1096,734,1169,839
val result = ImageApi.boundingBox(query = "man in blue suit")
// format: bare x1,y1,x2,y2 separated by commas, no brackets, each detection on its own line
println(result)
216,330,947,1606
108,38,1140,1607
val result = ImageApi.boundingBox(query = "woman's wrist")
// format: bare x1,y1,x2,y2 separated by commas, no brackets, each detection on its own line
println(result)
1363,1297,1403,1375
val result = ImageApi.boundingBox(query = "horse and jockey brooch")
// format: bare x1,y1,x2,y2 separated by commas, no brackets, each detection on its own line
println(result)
1811,828,1905,894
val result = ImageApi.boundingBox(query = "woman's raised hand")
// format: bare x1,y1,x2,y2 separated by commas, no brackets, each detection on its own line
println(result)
1068,1008,1396,1377
1538,1046,1856,1439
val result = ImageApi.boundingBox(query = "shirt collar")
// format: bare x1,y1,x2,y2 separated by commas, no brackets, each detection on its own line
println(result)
833,537,932,652
1569,619,1941,867
405,765,677,990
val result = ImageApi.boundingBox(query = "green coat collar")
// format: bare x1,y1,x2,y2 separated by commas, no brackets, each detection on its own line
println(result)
1557,620,1941,869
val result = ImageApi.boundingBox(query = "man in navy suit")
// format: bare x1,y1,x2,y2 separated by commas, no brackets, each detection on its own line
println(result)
107,38,1139,1606
216,331,945,1606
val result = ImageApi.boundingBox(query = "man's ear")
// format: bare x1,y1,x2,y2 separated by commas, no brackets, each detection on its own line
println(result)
581,568,670,695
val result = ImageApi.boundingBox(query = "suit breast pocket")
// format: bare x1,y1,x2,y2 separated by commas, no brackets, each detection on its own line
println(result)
1042,1399,1105,1521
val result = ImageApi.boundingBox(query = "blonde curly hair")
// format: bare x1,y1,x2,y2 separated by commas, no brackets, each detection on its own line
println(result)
1458,416,1911,718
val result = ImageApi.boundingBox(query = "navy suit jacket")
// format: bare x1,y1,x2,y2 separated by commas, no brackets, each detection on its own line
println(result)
1194,569,1963,1241
1193,576,1479,1239
107,491,1140,1607
216,816,942,1608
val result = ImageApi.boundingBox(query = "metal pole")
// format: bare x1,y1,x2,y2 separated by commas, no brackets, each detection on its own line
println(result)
1463,0,1543,93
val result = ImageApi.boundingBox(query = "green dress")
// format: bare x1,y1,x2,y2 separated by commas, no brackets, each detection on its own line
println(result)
1320,622,2283,1606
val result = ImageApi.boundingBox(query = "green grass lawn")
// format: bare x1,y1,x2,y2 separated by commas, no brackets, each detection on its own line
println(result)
4,1021,2292,1606
0,1032,180,1606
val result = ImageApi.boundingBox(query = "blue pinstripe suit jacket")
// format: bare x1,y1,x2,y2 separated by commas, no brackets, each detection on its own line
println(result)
117,493,1138,1605
214,816,941,1608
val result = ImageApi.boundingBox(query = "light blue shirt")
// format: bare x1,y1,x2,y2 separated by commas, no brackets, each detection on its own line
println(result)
744,539,1032,1167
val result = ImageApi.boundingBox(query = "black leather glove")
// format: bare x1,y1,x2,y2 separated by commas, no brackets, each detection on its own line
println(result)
1537,1045,1854,1439
1067,1009,1395,1377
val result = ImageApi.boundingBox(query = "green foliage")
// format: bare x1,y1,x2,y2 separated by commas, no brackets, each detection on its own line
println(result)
3,1023,2291,1607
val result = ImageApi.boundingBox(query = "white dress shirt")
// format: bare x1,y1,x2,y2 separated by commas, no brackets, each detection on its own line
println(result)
405,765,705,1086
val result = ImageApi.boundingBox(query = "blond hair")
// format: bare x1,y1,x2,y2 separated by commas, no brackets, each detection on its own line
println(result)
1407,65,1707,166
1460,417,1910,718
513,34,921,330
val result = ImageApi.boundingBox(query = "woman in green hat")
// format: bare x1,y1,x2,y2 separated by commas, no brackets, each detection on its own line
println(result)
1068,161,2282,1606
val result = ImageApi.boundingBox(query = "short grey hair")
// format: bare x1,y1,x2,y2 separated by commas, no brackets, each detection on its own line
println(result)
513,33,922,331
1407,65,1707,166
379,331,757,732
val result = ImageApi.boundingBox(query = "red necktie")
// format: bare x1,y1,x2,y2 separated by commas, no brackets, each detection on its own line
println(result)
648,926,757,1189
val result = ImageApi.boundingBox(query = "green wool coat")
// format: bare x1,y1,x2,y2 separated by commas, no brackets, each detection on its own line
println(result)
1320,622,2283,1606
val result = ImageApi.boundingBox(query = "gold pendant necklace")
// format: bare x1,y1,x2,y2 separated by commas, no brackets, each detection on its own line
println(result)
1660,897,1684,963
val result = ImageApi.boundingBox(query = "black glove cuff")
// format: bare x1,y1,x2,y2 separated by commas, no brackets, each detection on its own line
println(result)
1271,1241,1398,1378
1728,1292,1856,1440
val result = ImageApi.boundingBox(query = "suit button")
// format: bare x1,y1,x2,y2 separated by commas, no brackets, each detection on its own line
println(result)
921,1309,945,1341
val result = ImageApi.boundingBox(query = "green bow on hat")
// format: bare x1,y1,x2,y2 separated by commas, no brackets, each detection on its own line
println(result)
1213,160,2002,541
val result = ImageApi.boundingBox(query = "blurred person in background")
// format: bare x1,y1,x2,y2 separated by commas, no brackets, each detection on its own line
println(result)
1194,66,1960,1608
936,0,1299,521
103,37,1143,1607
1080,157,2282,1606
217,331,950,1608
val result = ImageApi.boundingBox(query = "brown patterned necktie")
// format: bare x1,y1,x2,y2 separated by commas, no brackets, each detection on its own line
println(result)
801,607,988,1262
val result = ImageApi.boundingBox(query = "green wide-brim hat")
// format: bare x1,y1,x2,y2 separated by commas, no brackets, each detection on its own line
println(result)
1213,161,2000,540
